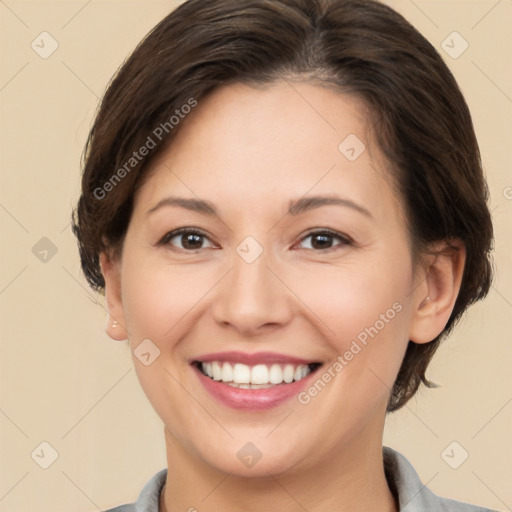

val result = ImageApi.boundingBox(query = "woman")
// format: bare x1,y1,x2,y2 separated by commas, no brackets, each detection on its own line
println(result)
72,0,496,510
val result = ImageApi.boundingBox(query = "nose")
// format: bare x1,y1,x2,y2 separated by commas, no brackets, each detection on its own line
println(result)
211,247,293,336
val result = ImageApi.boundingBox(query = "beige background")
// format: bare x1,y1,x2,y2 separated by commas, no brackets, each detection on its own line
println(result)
0,0,511,511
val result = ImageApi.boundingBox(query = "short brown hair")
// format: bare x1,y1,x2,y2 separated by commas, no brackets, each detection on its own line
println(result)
72,0,494,412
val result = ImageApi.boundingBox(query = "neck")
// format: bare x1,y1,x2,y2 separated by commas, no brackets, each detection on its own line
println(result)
159,426,397,512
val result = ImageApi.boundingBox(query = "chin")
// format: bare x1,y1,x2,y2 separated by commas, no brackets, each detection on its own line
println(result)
176,431,304,478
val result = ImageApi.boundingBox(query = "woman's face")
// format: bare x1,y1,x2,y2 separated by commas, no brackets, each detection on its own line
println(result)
104,81,428,476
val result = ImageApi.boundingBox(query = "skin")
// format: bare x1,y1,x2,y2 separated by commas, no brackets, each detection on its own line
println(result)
100,80,465,512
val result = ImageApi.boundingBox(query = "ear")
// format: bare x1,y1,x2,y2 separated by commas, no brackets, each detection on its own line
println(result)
409,240,466,344
100,251,128,341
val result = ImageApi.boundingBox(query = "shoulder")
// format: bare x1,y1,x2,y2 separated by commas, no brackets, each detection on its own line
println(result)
101,468,167,512
383,446,498,512
102,506,134,512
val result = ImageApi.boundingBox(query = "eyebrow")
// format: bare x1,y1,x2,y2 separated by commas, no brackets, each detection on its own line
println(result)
147,195,372,218
147,197,216,216
287,195,372,218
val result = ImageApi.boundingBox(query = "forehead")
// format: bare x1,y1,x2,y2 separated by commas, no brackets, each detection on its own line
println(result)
161,80,369,167
134,80,404,226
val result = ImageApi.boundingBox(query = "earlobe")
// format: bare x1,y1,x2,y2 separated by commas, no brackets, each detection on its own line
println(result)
100,251,128,341
409,240,466,344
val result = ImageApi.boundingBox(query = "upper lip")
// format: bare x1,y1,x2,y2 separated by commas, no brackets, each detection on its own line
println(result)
192,351,320,366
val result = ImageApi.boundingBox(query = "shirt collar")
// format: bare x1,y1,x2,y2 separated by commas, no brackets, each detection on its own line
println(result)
133,446,481,512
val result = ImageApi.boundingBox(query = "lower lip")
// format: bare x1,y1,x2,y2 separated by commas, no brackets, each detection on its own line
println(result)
194,366,317,411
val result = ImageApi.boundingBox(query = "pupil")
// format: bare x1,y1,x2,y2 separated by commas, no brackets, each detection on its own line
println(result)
313,234,332,249
183,234,202,249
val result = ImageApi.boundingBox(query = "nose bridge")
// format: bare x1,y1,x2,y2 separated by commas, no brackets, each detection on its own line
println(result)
212,240,291,332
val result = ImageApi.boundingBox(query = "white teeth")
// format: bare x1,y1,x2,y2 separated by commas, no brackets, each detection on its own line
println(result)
283,364,294,383
212,361,222,381
251,364,269,384
221,362,233,381
200,361,314,386
203,362,213,378
269,364,283,384
233,363,251,384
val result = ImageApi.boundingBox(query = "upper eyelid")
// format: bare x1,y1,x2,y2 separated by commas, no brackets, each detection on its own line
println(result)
299,228,351,241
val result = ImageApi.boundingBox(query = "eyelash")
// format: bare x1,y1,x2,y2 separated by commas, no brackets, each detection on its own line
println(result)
157,227,353,253
297,229,353,251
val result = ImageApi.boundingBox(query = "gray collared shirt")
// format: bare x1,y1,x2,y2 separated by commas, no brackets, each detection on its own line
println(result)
103,446,498,511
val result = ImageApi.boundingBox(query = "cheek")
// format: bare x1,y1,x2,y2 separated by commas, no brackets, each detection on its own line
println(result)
290,253,413,391
120,255,214,343
292,254,411,340
118,255,211,424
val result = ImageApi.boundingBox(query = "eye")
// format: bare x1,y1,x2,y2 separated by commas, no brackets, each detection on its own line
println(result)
295,230,352,251
158,228,216,251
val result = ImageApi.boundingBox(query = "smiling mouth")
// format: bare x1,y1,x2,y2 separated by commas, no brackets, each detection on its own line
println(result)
194,361,322,389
